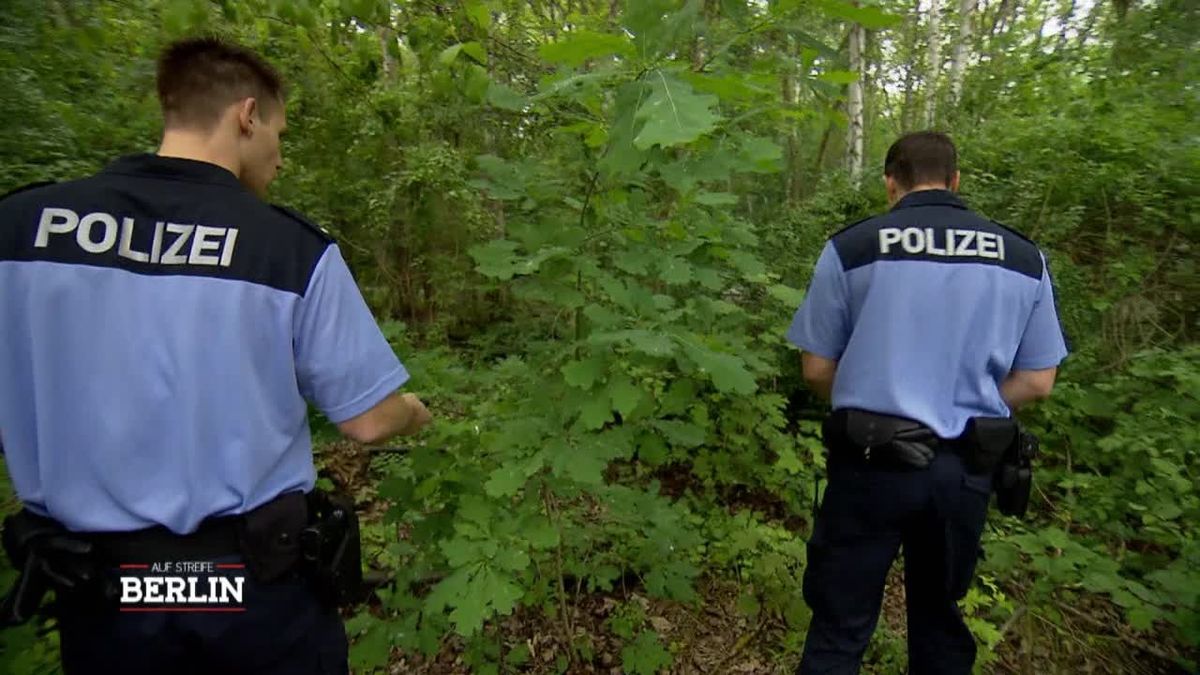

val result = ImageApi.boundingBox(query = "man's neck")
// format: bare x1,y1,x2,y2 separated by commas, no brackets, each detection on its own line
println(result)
900,183,952,197
890,182,953,207
157,129,240,178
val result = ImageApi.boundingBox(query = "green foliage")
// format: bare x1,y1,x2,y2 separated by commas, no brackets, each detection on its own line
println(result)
0,0,1197,671
621,630,673,675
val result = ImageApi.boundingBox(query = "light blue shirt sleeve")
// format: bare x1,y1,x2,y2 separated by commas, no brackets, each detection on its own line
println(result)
1011,254,1069,370
293,245,410,423
786,242,851,360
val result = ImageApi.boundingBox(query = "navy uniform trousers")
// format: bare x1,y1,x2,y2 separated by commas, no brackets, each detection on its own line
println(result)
54,562,348,675
799,450,992,675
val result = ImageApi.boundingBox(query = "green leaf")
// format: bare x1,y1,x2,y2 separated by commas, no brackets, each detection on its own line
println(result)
736,135,784,172
660,379,697,415
549,438,608,485
523,519,560,549
469,240,521,280
578,393,614,430
686,345,757,395
621,631,673,675
613,248,657,275
645,560,699,602
539,30,634,67
487,81,526,111
484,464,526,498
610,374,645,418
465,0,491,29
775,447,803,474
817,70,860,85
562,357,606,389
633,73,721,150
426,564,523,637
683,72,768,102
441,537,485,567
623,0,702,58
600,81,650,178
438,43,464,65
591,330,677,357
658,256,693,285
655,420,706,448
349,616,393,671
814,0,904,28
727,251,766,278
637,433,669,465
768,283,805,308
1127,606,1160,631
462,41,487,64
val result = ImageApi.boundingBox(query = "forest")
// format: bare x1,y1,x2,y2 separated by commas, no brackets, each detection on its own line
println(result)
0,0,1196,673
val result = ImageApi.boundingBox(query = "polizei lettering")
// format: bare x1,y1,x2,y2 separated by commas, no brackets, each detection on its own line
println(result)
34,207,239,267
878,227,1006,261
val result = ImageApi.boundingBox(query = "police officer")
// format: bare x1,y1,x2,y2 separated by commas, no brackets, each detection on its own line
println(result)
0,37,431,673
787,132,1068,674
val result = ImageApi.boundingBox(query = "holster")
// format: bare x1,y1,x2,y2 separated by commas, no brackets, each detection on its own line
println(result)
235,491,307,583
960,417,1017,476
299,489,363,609
995,428,1038,518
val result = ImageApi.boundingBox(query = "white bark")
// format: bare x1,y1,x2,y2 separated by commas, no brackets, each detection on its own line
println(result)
924,0,942,128
949,0,976,106
848,21,866,188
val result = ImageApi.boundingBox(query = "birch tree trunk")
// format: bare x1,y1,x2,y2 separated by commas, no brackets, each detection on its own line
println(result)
949,0,976,106
924,0,942,127
902,0,922,130
848,21,866,188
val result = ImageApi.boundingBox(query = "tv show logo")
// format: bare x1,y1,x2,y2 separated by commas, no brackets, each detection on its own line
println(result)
117,560,246,612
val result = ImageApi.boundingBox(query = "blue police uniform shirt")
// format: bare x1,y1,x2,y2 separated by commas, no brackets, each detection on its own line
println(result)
0,155,409,534
786,189,1068,438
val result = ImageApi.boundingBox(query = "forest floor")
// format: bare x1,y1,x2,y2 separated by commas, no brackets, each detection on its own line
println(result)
319,443,1194,675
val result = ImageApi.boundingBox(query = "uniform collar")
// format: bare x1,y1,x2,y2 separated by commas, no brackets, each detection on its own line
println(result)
102,154,245,191
891,189,968,211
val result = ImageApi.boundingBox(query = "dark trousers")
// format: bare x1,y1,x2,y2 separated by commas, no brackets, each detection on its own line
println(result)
55,564,349,675
798,450,992,675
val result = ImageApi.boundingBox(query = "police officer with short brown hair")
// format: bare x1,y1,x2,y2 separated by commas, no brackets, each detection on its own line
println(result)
787,132,1067,674
0,37,430,673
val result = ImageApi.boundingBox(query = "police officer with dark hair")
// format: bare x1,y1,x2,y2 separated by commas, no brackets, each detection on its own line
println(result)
787,131,1068,674
0,37,431,673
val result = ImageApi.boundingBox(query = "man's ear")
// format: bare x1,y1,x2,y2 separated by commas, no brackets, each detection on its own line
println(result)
236,98,258,135
949,170,961,192
884,175,899,204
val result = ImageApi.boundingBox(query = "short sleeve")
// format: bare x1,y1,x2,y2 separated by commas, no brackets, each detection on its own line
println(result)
1011,253,1069,370
293,245,410,423
786,242,851,360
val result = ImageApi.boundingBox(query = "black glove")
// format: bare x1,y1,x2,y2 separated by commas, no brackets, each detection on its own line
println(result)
888,427,936,469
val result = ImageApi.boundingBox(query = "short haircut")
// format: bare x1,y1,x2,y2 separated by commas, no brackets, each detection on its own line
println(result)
883,132,958,190
156,37,285,129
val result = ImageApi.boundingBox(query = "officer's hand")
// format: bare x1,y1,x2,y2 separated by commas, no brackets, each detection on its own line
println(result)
400,393,432,435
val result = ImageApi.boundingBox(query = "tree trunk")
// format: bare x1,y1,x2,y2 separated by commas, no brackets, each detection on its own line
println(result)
949,0,975,106
924,0,942,128
847,21,866,188
378,26,395,80
782,60,802,203
901,0,921,130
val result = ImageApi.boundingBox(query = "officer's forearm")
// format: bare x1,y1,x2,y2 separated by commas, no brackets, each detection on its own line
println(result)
337,392,430,444
1000,368,1057,410
801,352,837,401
